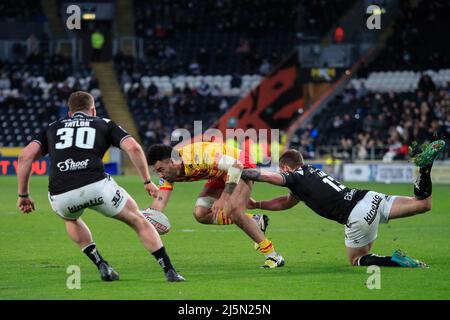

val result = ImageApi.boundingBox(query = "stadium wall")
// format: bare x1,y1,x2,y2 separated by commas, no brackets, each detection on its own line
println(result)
342,163,450,184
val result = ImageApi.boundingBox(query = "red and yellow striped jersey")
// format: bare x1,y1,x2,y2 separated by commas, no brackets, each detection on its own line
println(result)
159,142,242,190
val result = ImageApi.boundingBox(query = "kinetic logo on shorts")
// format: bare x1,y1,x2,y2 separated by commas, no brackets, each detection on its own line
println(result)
67,197,104,213
57,158,90,172
364,194,382,225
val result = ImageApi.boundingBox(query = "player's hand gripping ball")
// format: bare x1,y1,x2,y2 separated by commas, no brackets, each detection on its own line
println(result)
141,208,171,235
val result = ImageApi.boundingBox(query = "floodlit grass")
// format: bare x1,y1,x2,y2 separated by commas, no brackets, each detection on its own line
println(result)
1,176,449,299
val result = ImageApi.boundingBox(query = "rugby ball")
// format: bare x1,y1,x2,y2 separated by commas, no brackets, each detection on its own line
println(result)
141,208,171,235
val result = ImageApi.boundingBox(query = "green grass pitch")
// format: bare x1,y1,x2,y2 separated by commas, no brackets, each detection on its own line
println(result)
1,176,449,300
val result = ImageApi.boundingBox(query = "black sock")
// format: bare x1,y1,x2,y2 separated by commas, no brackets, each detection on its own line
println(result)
357,254,401,267
82,243,106,268
414,165,432,200
152,246,174,273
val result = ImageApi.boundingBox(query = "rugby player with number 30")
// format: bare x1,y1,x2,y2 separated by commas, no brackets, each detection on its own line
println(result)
17,91,185,282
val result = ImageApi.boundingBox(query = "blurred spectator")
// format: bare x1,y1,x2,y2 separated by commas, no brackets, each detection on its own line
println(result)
89,75,100,90
259,59,271,76
418,74,436,96
197,80,211,97
148,81,159,99
219,98,229,111
154,24,167,39
197,47,209,66
295,84,450,160
183,83,193,96
26,34,40,56
333,25,345,43
188,60,201,75
210,84,222,96
164,45,176,60
230,73,242,88
0,73,11,89
235,38,251,55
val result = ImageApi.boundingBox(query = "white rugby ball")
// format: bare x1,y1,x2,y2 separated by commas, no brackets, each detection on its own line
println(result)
141,208,171,235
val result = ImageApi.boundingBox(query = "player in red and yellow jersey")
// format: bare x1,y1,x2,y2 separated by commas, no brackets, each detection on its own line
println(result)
147,141,285,268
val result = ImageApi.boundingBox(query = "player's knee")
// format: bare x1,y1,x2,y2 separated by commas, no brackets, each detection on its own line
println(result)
226,208,246,226
130,212,150,230
193,207,212,224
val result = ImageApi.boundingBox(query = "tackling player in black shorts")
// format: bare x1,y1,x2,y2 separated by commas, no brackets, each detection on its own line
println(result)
242,144,445,268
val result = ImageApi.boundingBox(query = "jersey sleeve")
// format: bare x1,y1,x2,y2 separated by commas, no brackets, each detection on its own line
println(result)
109,121,131,148
159,178,174,191
288,191,301,200
32,130,49,155
280,171,299,187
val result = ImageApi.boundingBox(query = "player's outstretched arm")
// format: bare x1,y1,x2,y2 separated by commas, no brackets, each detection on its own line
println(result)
248,194,299,211
17,141,42,213
151,188,173,212
241,168,285,186
121,137,158,198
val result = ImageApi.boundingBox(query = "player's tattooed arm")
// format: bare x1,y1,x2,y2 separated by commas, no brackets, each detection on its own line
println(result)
241,169,261,181
223,182,237,195
242,169,285,186
256,194,300,211
151,188,172,211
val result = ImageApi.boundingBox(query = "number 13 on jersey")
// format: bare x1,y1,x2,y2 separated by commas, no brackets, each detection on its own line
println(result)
317,170,346,192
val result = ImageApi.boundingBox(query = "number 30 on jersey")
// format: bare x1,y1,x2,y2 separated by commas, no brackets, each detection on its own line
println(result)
55,127,96,150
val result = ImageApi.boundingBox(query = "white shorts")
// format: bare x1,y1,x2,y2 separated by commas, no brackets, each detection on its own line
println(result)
344,191,396,248
48,176,128,220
